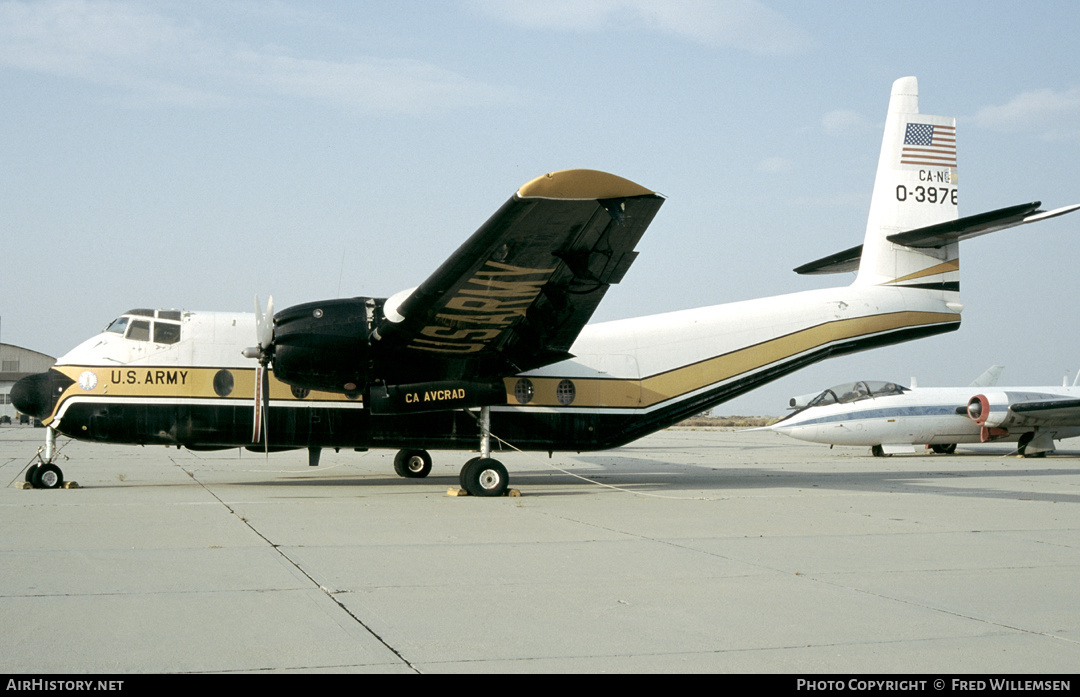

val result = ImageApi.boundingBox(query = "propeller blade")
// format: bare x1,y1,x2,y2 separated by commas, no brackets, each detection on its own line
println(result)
252,364,264,444
261,361,270,454
258,296,274,351
249,295,275,452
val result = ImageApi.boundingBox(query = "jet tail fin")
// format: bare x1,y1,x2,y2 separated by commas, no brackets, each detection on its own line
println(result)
970,365,1004,388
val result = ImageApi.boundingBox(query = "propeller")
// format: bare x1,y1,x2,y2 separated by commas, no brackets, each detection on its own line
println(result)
242,296,274,452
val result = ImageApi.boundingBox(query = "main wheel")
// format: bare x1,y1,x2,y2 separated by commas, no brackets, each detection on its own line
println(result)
25,464,39,484
393,449,432,478
1017,432,1036,457
460,457,508,497
32,463,64,489
931,443,957,455
871,445,886,457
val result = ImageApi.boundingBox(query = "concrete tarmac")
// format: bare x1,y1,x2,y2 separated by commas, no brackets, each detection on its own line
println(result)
2,425,1078,674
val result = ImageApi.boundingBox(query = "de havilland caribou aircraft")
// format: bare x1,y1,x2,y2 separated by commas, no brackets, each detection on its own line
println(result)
768,369,1080,457
13,77,1080,494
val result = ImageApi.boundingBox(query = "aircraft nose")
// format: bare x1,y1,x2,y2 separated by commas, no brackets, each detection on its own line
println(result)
10,370,74,420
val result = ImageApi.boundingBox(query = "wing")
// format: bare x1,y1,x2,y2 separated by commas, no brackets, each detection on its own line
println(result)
1008,398,1080,426
371,169,664,384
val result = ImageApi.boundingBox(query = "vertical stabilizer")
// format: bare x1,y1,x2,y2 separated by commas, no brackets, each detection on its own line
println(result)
856,77,959,290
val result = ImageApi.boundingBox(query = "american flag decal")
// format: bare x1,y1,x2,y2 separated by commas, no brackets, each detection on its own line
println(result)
901,122,956,167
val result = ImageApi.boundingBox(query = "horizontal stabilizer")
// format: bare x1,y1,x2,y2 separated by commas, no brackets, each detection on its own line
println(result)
796,201,1080,275
888,201,1040,247
793,245,862,275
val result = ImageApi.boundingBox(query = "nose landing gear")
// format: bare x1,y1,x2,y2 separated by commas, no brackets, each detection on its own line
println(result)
24,427,66,489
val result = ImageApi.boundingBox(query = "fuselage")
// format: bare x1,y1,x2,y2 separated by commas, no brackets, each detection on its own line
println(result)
18,282,960,454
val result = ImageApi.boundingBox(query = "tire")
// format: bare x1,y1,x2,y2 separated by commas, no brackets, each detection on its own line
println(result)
25,464,39,484
871,445,885,457
32,463,64,489
393,449,432,478
931,443,957,455
459,457,480,490
1017,432,1035,457
460,457,508,497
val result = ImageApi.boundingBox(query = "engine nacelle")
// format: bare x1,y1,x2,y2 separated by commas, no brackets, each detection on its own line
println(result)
271,298,374,394
967,392,1014,442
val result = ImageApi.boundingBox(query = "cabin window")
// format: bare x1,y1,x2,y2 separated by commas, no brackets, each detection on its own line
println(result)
154,322,181,345
127,320,151,342
158,310,182,321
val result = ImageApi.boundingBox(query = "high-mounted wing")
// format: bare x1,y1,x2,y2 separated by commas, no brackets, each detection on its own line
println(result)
372,169,664,385
795,201,1080,275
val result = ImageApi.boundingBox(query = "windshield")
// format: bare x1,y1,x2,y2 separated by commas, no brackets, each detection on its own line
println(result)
105,316,129,334
102,310,183,345
806,380,907,407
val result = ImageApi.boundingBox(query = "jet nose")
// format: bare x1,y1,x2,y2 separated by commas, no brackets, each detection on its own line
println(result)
10,370,74,420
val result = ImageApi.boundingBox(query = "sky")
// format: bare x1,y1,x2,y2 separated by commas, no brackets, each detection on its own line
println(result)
2,0,1079,416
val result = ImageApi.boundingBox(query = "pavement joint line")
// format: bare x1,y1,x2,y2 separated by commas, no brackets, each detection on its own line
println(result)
167,455,423,674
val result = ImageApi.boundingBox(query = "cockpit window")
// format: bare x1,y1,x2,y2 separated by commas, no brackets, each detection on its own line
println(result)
126,320,151,342
154,322,181,345
107,309,184,344
808,381,907,408
105,317,129,334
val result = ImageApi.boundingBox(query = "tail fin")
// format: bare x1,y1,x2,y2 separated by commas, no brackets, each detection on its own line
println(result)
793,78,1076,281
856,76,959,289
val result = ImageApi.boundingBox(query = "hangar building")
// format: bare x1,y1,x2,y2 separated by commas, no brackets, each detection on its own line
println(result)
0,343,56,423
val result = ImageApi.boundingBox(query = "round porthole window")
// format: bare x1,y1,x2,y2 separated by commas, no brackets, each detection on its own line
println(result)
514,378,534,404
213,369,234,397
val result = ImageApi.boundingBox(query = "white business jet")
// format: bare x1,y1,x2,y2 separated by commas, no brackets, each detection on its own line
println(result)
770,367,1080,457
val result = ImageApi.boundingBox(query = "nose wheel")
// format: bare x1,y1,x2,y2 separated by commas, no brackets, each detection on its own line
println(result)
394,449,433,478
28,463,65,489
25,427,66,489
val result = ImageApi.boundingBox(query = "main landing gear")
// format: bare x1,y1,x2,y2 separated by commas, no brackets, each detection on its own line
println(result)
25,427,66,489
391,406,510,497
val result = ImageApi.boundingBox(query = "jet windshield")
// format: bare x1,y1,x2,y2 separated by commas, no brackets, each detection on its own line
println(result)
103,309,183,345
806,380,907,408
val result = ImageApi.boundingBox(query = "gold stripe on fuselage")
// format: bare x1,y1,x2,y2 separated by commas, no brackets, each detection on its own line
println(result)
503,310,960,409
47,365,362,422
